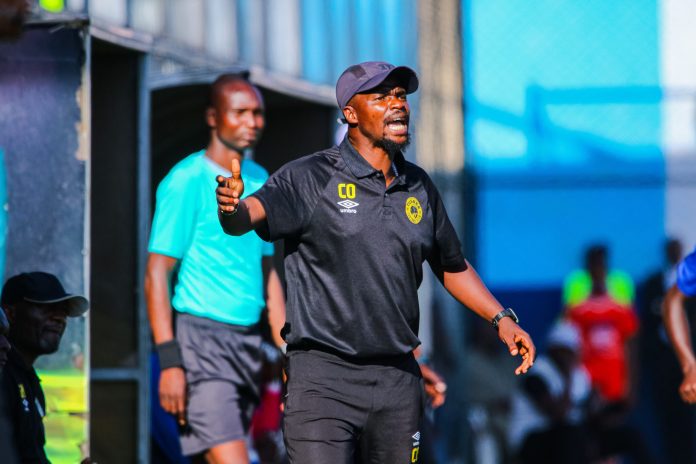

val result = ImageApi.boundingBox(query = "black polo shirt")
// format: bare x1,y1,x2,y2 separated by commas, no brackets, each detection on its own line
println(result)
253,137,467,358
1,348,49,463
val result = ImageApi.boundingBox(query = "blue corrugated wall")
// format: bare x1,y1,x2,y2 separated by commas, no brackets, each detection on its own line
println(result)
300,0,418,85
464,0,665,318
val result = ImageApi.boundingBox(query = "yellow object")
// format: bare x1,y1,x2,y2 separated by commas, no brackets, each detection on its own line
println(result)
37,369,87,464
563,269,635,308
40,0,65,13
405,197,423,224
338,183,356,199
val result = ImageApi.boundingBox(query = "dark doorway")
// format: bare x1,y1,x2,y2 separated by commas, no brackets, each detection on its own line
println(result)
90,38,145,464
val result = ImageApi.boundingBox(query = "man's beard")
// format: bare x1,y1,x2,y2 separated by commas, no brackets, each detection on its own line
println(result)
34,335,62,356
375,133,411,157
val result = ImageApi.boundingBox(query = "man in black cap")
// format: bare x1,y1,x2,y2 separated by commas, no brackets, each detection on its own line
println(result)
0,271,89,463
215,61,536,462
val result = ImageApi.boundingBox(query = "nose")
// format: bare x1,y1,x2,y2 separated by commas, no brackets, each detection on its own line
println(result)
387,96,408,112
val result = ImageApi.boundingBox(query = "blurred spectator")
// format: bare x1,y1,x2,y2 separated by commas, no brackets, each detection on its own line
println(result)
566,295,638,402
663,244,696,404
249,341,285,464
508,322,591,464
640,238,695,463
0,271,89,463
641,239,683,345
563,245,639,402
563,244,634,308
463,317,519,463
509,322,655,464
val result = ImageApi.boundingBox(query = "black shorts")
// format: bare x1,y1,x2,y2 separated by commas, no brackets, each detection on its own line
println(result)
176,312,263,456
283,349,426,464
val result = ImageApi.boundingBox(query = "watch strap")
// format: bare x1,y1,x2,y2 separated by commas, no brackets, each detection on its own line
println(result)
491,308,519,328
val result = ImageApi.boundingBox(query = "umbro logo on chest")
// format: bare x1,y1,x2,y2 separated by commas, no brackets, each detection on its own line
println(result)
337,183,359,214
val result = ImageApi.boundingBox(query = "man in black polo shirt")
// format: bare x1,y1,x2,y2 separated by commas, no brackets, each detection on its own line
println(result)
0,307,20,464
216,61,536,463
1,272,89,463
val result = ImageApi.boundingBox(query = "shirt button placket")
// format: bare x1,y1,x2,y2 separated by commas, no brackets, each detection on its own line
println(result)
382,191,393,218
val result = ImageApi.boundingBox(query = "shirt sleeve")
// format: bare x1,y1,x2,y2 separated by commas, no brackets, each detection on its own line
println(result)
262,240,275,257
251,164,313,242
677,248,696,297
148,171,197,259
424,178,467,273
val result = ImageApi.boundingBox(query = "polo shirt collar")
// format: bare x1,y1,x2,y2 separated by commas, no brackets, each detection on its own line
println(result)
339,136,407,181
8,346,39,380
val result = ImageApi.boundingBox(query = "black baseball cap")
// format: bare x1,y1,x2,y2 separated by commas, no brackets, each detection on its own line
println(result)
335,61,419,109
1,272,89,317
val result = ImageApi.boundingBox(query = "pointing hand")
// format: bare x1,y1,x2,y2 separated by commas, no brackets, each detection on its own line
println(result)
216,157,244,214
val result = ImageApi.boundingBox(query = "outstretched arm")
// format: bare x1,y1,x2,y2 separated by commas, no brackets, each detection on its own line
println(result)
216,157,267,235
437,261,536,375
663,284,696,403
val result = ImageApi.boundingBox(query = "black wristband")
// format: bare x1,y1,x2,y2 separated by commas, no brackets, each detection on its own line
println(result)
219,206,238,216
156,340,184,370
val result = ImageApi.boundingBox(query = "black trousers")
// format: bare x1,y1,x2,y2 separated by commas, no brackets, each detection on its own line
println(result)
283,349,425,464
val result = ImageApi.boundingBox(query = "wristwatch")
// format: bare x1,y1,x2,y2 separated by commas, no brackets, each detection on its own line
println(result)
491,308,519,329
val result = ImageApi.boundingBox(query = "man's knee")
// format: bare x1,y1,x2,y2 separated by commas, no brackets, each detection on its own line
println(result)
201,439,249,464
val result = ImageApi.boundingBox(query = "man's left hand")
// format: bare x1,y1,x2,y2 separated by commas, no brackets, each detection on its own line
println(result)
497,317,535,375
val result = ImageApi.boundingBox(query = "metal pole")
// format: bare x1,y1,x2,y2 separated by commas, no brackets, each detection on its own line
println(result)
136,51,152,464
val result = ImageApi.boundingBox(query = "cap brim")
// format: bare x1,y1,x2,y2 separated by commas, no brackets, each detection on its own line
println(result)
24,295,89,317
354,66,419,98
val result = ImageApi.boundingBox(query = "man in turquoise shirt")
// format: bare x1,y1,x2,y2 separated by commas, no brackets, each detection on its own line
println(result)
145,75,285,464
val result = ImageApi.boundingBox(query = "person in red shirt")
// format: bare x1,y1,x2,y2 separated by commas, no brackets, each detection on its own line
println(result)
564,245,639,402
567,295,638,401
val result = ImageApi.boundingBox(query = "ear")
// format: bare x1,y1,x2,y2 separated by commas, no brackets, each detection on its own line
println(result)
206,107,217,129
343,106,358,125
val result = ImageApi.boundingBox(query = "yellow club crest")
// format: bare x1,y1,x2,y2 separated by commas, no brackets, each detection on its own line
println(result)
405,197,422,224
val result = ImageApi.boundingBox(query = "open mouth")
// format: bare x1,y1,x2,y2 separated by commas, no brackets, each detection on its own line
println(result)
385,116,409,135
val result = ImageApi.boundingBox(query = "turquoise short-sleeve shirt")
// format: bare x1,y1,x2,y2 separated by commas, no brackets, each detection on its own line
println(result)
148,151,273,325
